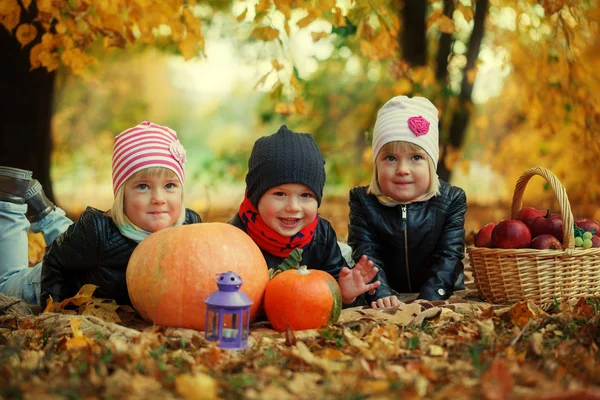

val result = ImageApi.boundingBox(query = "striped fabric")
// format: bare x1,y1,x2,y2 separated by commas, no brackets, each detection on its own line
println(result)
112,121,186,194
372,96,440,169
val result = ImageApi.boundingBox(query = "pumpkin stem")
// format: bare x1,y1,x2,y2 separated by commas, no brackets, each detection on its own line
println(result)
296,265,310,275
269,249,304,280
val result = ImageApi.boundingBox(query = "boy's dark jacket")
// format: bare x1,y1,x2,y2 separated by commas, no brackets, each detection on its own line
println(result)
229,214,344,280
348,180,466,302
40,207,202,306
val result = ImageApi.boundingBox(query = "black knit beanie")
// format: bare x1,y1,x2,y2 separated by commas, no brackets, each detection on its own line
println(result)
246,125,326,207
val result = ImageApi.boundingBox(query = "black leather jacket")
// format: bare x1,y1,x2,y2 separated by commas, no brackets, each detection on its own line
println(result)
40,207,202,306
229,214,345,280
348,180,466,301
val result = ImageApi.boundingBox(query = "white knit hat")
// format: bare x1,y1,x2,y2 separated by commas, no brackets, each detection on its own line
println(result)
372,96,439,169
111,121,186,194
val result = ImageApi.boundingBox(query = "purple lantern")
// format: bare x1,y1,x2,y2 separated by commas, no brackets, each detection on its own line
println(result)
204,271,253,350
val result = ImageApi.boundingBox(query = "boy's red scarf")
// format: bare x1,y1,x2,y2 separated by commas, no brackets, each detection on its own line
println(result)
238,195,318,258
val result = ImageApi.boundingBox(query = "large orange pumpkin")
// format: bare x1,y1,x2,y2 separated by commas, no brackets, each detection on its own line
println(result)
263,265,342,332
126,222,269,331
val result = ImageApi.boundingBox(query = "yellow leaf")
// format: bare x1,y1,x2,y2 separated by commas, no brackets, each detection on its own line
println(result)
22,0,32,11
59,283,98,308
183,7,201,37
294,96,306,115
55,21,67,34
333,7,346,26
392,79,412,96
297,13,315,28
99,12,123,33
436,15,455,34
61,35,74,50
426,9,442,31
43,296,54,313
256,0,271,14
38,48,60,72
236,8,247,22
66,318,96,350
254,70,271,89
278,4,291,20
81,299,121,323
275,102,296,116
311,31,328,42
0,0,21,33
457,4,474,22
319,0,336,11
271,58,284,70
175,373,218,400
40,32,58,49
178,34,198,61
250,26,279,41
466,66,478,84
283,20,290,36
70,318,83,337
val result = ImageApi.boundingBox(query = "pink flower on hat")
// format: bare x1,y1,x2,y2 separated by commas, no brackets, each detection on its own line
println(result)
407,116,430,136
169,140,187,166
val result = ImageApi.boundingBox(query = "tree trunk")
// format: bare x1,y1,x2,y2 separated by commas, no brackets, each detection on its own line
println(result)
401,0,427,66
437,0,488,182
435,0,455,82
0,7,56,203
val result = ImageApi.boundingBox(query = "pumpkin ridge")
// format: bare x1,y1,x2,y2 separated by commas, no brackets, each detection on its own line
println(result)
326,276,342,323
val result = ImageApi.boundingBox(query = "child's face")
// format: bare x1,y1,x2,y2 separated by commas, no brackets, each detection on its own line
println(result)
257,183,318,237
123,172,183,232
376,145,430,202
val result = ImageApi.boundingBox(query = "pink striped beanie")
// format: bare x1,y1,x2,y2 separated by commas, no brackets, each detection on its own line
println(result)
372,96,439,170
112,121,186,194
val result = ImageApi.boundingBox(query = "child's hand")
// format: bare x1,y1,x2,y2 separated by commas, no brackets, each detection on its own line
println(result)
338,255,380,304
370,295,400,309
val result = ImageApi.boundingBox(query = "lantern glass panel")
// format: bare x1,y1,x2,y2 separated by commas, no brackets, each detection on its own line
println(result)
221,312,239,342
206,310,219,341
242,311,249,340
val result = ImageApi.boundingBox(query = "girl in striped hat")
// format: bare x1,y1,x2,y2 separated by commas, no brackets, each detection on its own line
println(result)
0,121,201,307
348,96,467,308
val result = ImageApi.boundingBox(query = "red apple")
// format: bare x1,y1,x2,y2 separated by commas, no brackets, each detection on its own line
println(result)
531,234,563,250
491,220,532,249
516,206,547,227
592,235,600,248
528,211,563,242
575,218,600,235
475,222,497,247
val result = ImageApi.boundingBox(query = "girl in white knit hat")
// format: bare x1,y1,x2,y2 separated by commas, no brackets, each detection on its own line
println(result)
348,96,466,308
0,121,201,306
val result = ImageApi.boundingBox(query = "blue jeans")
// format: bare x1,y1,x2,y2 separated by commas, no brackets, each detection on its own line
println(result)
0,201,72,305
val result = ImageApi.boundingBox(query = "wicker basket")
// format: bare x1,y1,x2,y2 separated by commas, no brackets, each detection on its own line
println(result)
467,167,600,306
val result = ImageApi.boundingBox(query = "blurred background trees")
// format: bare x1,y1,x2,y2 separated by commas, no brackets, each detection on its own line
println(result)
1,0,599,234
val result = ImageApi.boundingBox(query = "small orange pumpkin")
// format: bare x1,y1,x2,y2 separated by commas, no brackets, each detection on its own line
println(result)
263,265,342,332
126,222,269,331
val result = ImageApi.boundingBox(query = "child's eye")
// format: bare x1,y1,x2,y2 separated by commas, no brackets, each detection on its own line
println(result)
412,155,424,161
385,155,396,162
300,192,314,198
165,183,177,190
137,184,149,190
273,191,286,197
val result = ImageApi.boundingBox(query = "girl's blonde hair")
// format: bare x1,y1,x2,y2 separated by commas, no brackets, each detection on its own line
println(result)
368,141,440,199
109,167,186,228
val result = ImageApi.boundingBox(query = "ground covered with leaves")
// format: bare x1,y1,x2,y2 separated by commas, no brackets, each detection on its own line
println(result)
1,284,600,400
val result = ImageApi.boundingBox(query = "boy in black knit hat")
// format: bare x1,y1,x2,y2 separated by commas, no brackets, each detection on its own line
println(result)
230,125,380,305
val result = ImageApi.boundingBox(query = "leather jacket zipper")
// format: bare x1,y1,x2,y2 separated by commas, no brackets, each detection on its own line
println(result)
402,204,412,292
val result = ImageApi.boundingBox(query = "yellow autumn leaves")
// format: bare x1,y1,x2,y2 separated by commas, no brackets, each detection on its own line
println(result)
1,0,207,74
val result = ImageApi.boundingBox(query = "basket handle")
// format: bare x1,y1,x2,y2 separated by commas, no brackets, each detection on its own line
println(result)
510,167,575,250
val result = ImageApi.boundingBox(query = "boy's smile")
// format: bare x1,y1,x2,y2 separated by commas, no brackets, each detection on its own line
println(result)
257,184,318,237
